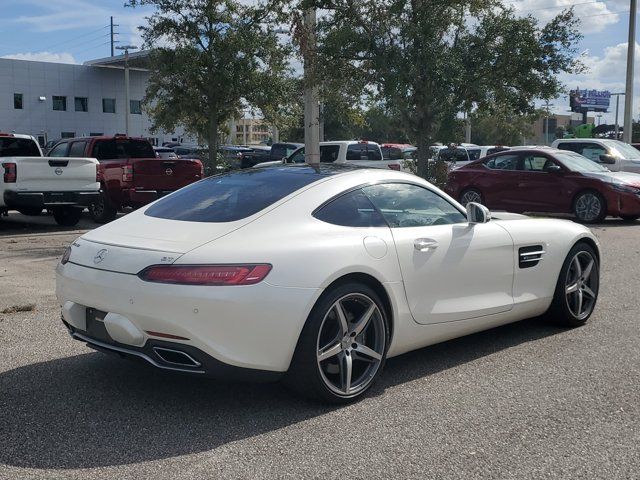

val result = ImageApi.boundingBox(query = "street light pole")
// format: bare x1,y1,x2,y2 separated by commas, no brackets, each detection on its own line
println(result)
303,8,320,164
623,0,637,143
116,45,138,137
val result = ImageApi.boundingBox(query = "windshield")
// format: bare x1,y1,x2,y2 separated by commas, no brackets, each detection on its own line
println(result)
555,152,609,172
606,140,640,160
0,137,40,157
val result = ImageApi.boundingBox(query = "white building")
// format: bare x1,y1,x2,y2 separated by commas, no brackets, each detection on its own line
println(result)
0,51,194,147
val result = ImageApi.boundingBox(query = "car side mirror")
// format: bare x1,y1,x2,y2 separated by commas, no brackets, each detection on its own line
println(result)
545,164,562,173
466,202,491,224
599,154,616,165
281,157,287,164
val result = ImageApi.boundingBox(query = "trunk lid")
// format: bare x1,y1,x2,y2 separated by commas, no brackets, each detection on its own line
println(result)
12,157,98,192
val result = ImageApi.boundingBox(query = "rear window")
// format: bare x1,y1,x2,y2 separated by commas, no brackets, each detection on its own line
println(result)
93,139,155,160
0,137,40,157
145,167,325,222
346,143,383,161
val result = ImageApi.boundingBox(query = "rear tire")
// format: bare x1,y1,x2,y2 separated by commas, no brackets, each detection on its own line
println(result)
459,188,483,206
546,242,599,327
52,207,82,226
89,192,118,224
17,207,43,216
284,282,389,404
573,191,606,223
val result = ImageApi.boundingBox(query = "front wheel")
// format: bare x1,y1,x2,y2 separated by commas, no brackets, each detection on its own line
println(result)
546,242,599,327
285,283,389,403
52,207,82,226
573,191,606,223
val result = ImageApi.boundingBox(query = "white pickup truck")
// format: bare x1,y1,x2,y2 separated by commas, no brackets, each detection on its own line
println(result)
1,133,100,226
254,140,410,172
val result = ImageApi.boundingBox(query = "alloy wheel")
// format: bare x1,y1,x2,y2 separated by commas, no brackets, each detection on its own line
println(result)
461,190,481,205
564,251,598,320
575,193,602,222
316,293,386,397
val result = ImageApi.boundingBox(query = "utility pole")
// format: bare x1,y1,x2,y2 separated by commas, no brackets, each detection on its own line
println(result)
116,45,138,136
624,0,637,143
543,100,554,145
611,92,623,138
464,112,471,143
303,8,320,164
110,17,119,57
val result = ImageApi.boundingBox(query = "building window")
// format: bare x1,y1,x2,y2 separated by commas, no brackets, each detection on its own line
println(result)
102,98,116,113
14,93,23,110
75,97,88,112
61,132,76,138
130,100,142,115
89,132,103,136
53,96,67,111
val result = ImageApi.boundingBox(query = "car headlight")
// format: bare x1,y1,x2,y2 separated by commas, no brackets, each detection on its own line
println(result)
611,183,640,195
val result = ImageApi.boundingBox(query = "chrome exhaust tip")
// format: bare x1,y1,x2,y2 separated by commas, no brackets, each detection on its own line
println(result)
152,347,202,368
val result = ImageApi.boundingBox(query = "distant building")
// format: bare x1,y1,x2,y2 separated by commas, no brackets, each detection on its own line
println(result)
0,52,194,147
527,113,596,145
230,117,273,145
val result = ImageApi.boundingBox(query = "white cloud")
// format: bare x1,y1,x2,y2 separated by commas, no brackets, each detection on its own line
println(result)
1,51,77,64
509,0,619,34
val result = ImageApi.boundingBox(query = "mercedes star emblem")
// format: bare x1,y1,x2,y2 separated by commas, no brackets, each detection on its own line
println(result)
93,249,108,264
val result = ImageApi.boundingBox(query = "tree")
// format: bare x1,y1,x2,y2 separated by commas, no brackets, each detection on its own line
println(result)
126,0,292,172
469,106,540,146
316,1,584,180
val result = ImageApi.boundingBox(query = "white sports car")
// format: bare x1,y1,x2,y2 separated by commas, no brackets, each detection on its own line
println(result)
56,165,600,403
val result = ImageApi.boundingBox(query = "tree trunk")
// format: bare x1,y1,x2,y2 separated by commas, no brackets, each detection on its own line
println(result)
416,136,430,180
207,115,219,176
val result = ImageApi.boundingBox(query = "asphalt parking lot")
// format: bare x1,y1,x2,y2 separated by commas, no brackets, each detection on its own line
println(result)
1,211,639,479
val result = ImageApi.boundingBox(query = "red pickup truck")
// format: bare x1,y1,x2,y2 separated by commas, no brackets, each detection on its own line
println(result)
48,136,203,223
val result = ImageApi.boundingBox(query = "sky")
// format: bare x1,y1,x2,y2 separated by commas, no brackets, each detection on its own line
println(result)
0,0,638,125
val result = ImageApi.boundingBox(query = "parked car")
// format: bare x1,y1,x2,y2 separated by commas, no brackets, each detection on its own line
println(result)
239,142,303,168
153,146,179,159
445,147,640,223
256,141,407,171
48,135,203,223
0,133,99,225
435,144,509,169
57,164,600,402
381,143,417,160
551,138,640,173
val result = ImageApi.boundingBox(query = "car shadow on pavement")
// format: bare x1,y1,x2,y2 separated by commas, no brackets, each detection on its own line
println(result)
0,316,566,470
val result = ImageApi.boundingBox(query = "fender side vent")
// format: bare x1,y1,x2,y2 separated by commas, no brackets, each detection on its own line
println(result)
519,245,544,269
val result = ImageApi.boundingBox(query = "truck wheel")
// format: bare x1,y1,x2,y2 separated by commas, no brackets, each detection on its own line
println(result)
52,207,83,226
17,207,43,216
89,193,118,224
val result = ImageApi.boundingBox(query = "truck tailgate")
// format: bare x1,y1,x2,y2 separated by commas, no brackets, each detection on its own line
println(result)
131,158,202,190
12,157,99,191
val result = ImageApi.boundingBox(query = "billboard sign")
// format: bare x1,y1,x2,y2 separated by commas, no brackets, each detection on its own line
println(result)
569,89,611,112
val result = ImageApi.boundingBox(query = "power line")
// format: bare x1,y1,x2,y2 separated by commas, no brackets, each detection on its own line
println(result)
36,25,110,51
71,41,112,57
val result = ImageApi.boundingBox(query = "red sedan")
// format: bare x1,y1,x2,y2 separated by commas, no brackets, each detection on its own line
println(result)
444,148,640,223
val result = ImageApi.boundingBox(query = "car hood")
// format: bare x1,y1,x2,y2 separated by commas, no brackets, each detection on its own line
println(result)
581,171,640,187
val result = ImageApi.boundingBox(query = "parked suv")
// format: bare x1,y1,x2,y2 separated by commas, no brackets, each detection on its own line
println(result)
551,138,640,173
49,136,203,223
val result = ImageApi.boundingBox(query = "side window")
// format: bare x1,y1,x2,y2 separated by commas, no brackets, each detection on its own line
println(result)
521,155,550,172
363,183,466,228
320,145,340,163
346,144,365,160
92,140,119,160
48,142,68,157
68,141,86,157
314,189,386,227
556,142,582,154
287,148,305,164
580,145,607,162
485,154,519,170
467,149,482,161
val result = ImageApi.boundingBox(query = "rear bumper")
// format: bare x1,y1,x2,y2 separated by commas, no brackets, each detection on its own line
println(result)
125,188,175,207
4,190,100,209
56,261,320,372
63,319,284,382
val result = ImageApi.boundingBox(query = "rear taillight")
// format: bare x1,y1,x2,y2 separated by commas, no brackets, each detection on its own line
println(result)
2,162,17,183
61,246,71,265
138,264,272,286
122,165,134,182
388,164,401,171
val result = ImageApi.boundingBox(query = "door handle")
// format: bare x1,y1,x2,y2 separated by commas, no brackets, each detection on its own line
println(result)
414,238,438,251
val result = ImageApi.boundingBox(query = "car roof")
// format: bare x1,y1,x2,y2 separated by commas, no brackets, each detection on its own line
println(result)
0,133,34,140
319,140,381,147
